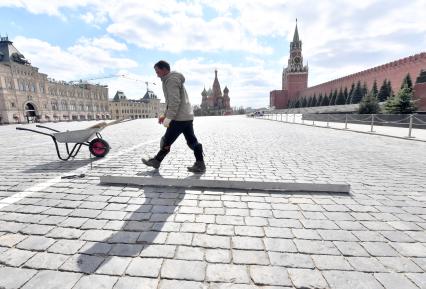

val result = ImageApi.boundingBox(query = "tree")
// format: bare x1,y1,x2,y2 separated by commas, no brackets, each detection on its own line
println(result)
317,94,323,106
294,98,300,108
330,89,337,105
384,84,417,114
371,80,378,97
343,87,349,104
347,83,355,104
350,81,363,104
387,80,393,97
378,79,390,102
311,94,317,107
336,87,346,105
401,73,413,91
362,82,368,98
301,97,308,108
307,96,313,107
322,94,330,106
358,83,380,114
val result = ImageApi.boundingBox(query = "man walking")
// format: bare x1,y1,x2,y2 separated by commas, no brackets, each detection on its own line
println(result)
142,60,206,173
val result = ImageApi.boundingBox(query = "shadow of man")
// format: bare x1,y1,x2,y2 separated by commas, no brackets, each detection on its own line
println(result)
75,170,202,274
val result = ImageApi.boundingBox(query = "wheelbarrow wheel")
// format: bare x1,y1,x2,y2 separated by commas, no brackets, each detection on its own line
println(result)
89,138,110,158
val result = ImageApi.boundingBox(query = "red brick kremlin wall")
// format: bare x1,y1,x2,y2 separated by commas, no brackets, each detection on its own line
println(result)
300,52,426,101
414,82,426,110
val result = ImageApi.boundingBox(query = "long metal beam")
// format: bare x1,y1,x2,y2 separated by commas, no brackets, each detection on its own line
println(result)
100,176,350,194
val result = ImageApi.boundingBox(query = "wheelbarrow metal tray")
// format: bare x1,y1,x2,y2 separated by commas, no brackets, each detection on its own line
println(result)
53,128,100,143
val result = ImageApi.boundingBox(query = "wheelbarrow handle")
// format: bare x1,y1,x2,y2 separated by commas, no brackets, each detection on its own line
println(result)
16,127,54,137
36,125,60,132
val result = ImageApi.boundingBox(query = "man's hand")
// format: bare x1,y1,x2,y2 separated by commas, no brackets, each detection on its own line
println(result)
158,115,166,124
163,118,171,128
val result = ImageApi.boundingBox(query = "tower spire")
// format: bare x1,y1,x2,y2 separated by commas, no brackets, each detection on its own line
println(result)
293,19,299,42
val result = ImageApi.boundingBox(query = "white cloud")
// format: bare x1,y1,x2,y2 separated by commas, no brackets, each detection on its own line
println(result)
76,36,128,51
80,11,108,27
105,1,272,54
0,0,93,19
12,36,137,81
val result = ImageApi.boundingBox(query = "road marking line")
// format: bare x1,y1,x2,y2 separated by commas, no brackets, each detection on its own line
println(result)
0,139,157,210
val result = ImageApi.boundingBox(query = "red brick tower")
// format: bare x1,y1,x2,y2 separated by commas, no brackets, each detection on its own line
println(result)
283,19,308,101
270,20,308,109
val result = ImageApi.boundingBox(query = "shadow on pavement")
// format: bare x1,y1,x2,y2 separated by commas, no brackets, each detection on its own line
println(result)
77,171,202,273
22,158,100,174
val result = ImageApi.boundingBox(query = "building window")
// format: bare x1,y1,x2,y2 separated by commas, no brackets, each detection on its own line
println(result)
11,102,15,108
61,100,67,111
51,101,58,111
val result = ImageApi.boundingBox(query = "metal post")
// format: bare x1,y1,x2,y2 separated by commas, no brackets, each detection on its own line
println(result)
345,114,348,129
280,113,282,121
293,113,295,123
313,119,315,126
326,114,329,127
302,116,304,124
370,114,375,132
286,113,288,122
408,114,414,138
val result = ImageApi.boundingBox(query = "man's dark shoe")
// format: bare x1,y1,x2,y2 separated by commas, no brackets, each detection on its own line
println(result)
142,158,160,169
187,161,206,173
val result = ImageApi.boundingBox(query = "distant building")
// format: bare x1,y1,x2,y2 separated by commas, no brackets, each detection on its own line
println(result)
270,21,426,111
200,70,231,115
109,89,163,120
0,36,110,124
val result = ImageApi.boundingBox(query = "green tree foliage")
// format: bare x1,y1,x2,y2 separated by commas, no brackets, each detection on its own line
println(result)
347,83,355,104
401,73,413,91
317,94,323,106
358,84,380,114
384,84,417,114
311,94,317,107
350,81,363,104
387,80,393,96
307,96,313,107
294,98,300,108
362,82,368,98
330,89,337,105
378,79,391,102
371,80,378,97
343,87,349,103
301,97,308,108
322,94,330,106
336,87,346,105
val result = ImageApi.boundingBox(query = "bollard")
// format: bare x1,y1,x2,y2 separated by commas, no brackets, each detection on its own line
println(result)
326,114,329,127
408,114,414,138
286,113,288,122
370,114,375,132
280,113,282,121
345,114,348,129
293,113,295,123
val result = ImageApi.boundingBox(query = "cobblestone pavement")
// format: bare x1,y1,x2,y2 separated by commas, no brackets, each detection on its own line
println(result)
0,115,425,289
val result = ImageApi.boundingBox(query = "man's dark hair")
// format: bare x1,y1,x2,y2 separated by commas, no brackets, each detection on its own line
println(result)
154,60,170,71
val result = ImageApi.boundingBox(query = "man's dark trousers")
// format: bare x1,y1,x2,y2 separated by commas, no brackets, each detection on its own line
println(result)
155,120,203,162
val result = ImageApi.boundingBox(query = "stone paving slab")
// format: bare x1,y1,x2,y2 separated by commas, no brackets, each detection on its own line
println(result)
100,176,351,193
0,116,425,288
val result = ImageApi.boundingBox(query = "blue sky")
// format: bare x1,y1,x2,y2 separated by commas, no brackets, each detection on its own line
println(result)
1,0,425,108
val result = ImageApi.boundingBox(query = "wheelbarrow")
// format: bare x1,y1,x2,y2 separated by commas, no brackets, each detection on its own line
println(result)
16,119,127,161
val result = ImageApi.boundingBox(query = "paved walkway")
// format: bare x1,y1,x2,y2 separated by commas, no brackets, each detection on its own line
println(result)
0,115,425,289
260,113,426,142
